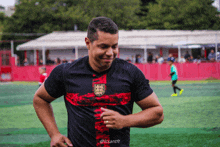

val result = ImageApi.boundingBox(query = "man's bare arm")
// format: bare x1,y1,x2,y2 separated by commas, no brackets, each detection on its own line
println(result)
101,92,164,129
124,92,164,128
33,83,72,147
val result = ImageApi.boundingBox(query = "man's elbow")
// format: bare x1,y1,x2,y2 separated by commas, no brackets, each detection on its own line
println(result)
33,94,47,108
33,94,40,108
157,113,164,125
156,106,164,125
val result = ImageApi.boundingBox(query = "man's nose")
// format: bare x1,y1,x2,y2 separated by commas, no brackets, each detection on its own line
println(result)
106,47,114,56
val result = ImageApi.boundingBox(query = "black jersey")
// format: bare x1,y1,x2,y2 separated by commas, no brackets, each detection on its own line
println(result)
44,56,153,147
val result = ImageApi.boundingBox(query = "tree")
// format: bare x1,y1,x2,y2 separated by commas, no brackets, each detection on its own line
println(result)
144,0,220,30
2,0,89,41
136,0,157,17
81,0,140,30
2,0,140,41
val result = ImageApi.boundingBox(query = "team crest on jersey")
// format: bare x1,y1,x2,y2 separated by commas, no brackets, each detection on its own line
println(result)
94,84,106,96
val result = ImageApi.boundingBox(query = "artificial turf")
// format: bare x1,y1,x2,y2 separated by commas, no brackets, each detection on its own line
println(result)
0,81,219,147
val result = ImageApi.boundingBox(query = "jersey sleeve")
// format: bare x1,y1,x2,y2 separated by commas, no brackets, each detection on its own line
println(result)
132,66,153,102
44,64,66,98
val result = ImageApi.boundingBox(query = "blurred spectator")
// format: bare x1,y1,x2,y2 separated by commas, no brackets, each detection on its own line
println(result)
200,55,207,61
217,52,220,61
131,55,135,63
62,58,68,63
178,55,186,63
184,51,190,61
125,57,131,63
55,58,61,65
147,52,153,63
16,56,20,66
157,55,164,64
46,57,54,65
167,53,173,61
193,55,201,64
188,55,194,62
135,54,142,63
23,58,29,66
68,59,75,63
39,59,43,65
155,55,159,63
208,49,216,61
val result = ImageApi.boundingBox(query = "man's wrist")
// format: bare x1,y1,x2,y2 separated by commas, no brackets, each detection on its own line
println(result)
49,131,62,139
122,115,132,128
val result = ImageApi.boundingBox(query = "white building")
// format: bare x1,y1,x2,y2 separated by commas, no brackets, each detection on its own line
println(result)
16,30,220,65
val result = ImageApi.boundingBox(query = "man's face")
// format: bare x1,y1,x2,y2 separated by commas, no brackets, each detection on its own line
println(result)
211,50,214,54
85,31,119,72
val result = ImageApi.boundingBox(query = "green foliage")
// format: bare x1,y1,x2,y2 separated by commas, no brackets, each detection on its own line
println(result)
136,0,157,17
81,0,140,30
2,0,220,42
0,12,7,41
144,0,220,30
2,0,140,41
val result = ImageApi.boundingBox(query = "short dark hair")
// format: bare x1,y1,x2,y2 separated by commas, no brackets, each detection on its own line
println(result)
40,67,46,71
87,17,118,42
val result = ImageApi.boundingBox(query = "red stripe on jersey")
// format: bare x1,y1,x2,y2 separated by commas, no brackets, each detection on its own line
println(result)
94,106,110,147
65,74,131,147
93,74,109,147
65,92,131,106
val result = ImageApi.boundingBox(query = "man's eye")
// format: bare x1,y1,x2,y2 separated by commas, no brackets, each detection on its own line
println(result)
112,45,118,49
100,45,109,49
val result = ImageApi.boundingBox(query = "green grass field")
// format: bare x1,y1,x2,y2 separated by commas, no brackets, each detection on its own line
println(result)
0,80,220,147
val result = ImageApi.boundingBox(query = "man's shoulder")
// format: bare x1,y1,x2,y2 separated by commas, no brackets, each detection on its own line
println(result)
63,56,88,68
52,56,88,74
114,58,138,71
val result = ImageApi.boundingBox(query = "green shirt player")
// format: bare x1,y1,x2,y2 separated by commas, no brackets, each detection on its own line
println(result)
167,57,184,96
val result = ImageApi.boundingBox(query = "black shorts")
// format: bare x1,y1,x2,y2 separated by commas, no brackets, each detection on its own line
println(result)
172,80,177,85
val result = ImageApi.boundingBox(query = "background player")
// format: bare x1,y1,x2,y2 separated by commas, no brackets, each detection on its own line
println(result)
167,57,184,96
33,17,164,147
38,67,47,87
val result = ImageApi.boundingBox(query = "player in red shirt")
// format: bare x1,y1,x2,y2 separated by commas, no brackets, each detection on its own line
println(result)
39,67,47,87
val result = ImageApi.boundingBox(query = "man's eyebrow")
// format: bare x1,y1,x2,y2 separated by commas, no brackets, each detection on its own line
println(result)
97,43,118,47
97,44,109,47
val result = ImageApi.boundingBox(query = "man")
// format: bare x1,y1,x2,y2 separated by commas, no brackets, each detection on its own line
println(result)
178,55,186,63
167,53,174,62
33,17,164,147
208,49,216,61
157,54,164,64
147,52,153,63
188,55,194,62
184,51,190,61
167,57,184,97
135,54,142,63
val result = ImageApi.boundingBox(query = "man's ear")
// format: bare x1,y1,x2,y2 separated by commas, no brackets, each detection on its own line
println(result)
85,37,91,50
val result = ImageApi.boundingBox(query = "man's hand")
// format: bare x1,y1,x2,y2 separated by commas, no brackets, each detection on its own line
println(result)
50,133,73,147
100,107,126,129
